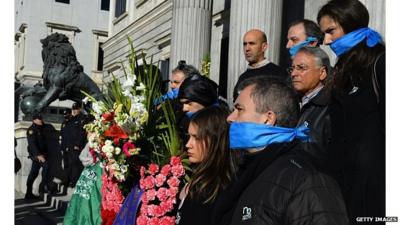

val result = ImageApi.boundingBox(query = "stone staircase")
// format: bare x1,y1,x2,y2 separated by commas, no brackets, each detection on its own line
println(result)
15,182,75,225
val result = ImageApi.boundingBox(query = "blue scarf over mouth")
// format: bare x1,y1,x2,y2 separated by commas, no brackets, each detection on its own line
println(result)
153,88,179,105
289,37,318,57
330,27,382,56
229,122,310,150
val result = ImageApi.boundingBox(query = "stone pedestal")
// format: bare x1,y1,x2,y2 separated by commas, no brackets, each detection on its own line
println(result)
227,0,283,103
169,0,212,73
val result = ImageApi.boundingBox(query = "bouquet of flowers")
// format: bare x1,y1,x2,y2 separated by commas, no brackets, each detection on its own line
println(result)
81,37,186,224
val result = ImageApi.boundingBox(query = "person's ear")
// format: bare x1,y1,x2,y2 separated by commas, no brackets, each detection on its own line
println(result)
262,42,268,52
319,66,327,81
262,110,277,126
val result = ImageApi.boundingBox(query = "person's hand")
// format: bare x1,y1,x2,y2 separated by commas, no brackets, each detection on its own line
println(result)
37,155,46,163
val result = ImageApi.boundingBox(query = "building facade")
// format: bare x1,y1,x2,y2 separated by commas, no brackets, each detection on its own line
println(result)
102,0,385,103
14,0,109,194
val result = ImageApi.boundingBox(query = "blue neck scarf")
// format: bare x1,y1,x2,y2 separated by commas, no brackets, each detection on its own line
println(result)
330,27,382,56
229,122,310,150
289,37,318,57
185,111,196,119
153,88,179,105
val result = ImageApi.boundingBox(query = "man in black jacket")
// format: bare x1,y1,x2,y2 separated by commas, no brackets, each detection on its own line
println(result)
25,113,51,199
290,46,332,173
233,29,287,100
60,102,88,187
212,76,348,225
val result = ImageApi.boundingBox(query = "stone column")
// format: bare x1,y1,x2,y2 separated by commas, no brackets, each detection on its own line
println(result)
227,0,283,103
359,0,385,39
169,0,212,74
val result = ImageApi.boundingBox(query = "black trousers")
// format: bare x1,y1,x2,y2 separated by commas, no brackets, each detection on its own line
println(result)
26,159,49,195
63,149,84,186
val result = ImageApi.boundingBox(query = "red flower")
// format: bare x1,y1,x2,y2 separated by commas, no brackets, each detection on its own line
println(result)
104,123,128,145
170,156,181,166
160,164,171,176
102,111,115,121
122,141,135,157
148,164,159,175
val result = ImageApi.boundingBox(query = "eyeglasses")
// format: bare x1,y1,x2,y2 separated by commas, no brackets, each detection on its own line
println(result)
286,64,310,74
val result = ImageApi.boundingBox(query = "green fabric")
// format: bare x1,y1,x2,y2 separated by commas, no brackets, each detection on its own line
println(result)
63,163,103,225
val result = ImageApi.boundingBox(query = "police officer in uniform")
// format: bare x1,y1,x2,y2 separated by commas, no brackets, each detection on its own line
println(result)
60,102,88,187
25,113,50,199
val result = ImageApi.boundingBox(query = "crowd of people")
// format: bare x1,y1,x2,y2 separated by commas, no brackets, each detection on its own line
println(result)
22,0,385,224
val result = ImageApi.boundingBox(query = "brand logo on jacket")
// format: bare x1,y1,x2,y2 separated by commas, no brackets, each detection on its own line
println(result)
242,206,252,221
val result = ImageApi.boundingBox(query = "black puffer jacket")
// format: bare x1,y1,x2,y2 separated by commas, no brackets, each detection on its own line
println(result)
297,86,332,174
212,141,348,225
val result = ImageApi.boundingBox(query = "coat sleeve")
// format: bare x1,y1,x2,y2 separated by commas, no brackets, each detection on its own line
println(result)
285,172,349,225
26,128,39,158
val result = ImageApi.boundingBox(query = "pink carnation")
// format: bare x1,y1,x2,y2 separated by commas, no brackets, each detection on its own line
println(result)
160,200,174,213
167,176,181,188
160,164,171,176
148,163,160,175
136,215,147,225
159,216,176,225
156,187,168,202
167,187,179,198
170,156,182,166
149,217,160,225
142,176,155,189
171,165,185,177
146,189,157,201
147,204,156,217
155,173,166,187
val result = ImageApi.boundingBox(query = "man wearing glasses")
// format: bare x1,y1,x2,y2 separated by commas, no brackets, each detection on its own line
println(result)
288,46,332,174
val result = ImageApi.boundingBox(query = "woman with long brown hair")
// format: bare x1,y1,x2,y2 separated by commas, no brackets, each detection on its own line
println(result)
175,105,237,225
317,0,385,222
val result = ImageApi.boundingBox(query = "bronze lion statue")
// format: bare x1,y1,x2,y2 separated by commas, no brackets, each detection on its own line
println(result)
20,33,104,114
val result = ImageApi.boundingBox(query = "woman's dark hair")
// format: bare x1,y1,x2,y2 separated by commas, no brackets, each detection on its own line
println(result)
317,0,385,90
178,73,219,107
187,106,237,203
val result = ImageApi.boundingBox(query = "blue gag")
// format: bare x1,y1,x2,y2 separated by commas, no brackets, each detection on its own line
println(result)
229,122,310,150
153,88,179,105
289,37,318,57
330,27,382,56
185,111,196,119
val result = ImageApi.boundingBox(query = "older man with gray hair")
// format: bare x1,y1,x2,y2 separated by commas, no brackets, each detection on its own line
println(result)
288,46,332,172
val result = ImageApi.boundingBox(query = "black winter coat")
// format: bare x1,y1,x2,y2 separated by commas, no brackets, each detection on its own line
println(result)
212,141,348,225
297,86,331,173
327,54,385,222
27,123,54,158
